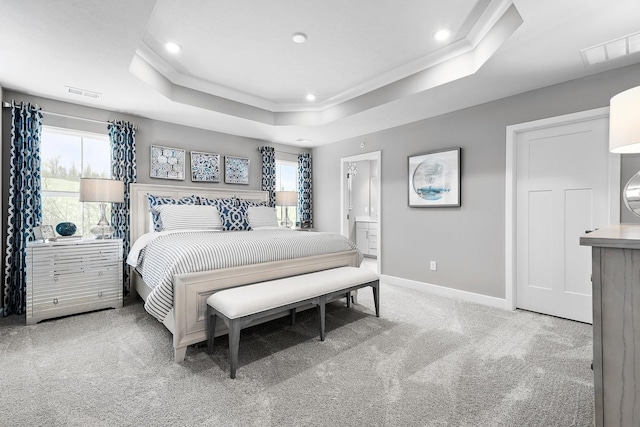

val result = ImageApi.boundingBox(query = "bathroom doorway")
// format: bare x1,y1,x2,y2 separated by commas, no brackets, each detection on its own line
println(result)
340,151,381,274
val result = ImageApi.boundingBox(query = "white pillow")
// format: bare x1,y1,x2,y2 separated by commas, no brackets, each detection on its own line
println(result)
247,206,278,228
153,204,222,231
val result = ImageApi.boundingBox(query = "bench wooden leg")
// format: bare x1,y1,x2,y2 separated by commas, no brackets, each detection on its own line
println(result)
372,281,380,317
319,295,326,341
290,308,296,326
207,309,217,353
228,320,242,379
346,292,351,308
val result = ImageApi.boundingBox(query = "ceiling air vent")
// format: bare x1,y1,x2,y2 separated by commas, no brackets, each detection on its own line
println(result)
65,86,101,99
580,31,640,66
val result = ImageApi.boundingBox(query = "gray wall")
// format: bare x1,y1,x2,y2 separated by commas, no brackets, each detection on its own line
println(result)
313,62,640,299
2,90,308,190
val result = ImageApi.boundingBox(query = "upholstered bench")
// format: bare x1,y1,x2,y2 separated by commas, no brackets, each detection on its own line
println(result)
206,266,380,378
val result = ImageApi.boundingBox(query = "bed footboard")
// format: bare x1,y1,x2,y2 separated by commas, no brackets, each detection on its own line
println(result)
171,250,359,362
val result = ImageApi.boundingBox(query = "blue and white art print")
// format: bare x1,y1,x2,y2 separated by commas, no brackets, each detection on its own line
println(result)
190,151,221,182
150,145,185,180
225,156,250,185
408,148,460,207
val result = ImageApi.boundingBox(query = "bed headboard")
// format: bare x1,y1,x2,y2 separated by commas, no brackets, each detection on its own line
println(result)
129,183,269,244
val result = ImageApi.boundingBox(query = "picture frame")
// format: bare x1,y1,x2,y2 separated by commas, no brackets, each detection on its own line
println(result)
33,225,56,241
150,145,186,180
408,148,461,207
190,151,221,182
224,156,250,185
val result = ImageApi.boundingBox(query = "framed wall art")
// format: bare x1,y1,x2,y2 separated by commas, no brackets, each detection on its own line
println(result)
150,145,185,180
408,148,461,207
224,156,250,185
190,151,221,182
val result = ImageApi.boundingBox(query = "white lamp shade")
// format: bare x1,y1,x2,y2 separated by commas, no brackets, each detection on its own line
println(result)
79,178,124,203
275,191,298,206
610,85,640,153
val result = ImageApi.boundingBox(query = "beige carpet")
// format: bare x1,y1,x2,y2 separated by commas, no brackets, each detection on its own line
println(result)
0,282,594,426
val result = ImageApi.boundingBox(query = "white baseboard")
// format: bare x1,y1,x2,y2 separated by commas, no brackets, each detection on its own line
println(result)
380,274,507,310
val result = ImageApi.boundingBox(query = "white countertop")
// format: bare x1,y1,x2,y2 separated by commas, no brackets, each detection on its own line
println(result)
355,216,378,223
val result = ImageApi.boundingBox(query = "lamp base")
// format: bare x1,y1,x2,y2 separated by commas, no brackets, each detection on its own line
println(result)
90,224,115,239
90,202,115,239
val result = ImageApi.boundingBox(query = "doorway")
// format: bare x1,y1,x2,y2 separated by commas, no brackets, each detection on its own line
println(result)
340,151,381,274
505,107,620,323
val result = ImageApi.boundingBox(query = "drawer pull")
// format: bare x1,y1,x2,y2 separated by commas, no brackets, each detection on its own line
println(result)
98,271,103,276
53,276,58,282
53,298,58,305
98,291,103,298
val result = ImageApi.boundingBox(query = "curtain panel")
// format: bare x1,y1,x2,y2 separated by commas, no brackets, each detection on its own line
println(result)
298,153,313,227
259,146,276,207
108,121,137,289
3,101,43,316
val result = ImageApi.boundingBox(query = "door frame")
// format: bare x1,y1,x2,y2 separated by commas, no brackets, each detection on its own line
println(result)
505,107,620,311
340,151,382,274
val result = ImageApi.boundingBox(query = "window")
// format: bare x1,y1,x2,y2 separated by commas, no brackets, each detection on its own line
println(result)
40,126,111,237
275,160,298,226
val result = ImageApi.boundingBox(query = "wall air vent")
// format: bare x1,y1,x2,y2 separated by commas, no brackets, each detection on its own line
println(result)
65,86,101,99
580,31,640,66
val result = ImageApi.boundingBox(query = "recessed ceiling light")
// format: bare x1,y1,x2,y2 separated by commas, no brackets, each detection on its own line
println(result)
305,93,316,101
165,42,181,54
296,138,312,144
292,32,307,44
433,29,451,41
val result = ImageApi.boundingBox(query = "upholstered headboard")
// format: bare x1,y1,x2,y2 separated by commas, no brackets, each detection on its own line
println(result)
129,183,269,245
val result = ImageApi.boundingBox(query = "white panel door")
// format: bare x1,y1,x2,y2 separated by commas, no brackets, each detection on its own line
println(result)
516,117,610,323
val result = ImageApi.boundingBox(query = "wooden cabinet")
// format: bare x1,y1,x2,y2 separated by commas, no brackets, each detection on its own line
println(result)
580,225,640,427
356,221,378,257
26,239,123,325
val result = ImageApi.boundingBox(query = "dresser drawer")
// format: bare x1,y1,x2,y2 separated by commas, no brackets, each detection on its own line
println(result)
31,285,122,313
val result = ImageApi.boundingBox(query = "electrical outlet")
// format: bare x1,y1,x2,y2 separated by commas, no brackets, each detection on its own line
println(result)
430,261,437,271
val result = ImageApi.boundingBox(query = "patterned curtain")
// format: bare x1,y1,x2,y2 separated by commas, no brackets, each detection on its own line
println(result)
259,146,276,207
298,153,313,227
108,121,137,289
3,101,43,316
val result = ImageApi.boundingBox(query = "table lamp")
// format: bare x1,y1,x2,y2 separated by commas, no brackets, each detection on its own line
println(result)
79,178,124,238
610,85,640,216
275,191,298,228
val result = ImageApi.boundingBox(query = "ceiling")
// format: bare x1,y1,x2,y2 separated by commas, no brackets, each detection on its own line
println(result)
1,0,640,147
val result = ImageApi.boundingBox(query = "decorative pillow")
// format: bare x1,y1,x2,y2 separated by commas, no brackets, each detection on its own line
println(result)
153,204,222,231
199,196,238,207
247,206,278,228
240,199,268,208
216,201,251,231
147,194,199,231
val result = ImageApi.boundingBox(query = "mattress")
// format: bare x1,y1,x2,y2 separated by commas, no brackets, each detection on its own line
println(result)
128,228,362,321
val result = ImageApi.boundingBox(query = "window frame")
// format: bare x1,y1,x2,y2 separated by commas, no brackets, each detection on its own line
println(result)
40,125,112,235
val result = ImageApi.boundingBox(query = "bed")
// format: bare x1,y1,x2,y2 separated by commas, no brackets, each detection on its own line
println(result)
129,183,361,362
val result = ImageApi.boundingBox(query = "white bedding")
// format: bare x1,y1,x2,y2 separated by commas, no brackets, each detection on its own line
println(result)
131,228,362,322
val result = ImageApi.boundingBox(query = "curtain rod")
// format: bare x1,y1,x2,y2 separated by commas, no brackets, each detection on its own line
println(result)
2,101,137,129
258,146,307,156
276,149,305,156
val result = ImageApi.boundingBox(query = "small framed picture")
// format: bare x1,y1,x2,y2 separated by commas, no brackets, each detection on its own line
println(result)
190,151,221,182
34,225,56,241
150,145,186,180
408,148,461,207
225,156,250,185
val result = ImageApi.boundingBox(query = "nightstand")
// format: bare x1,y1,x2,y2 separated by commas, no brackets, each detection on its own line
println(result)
26,239,123,325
